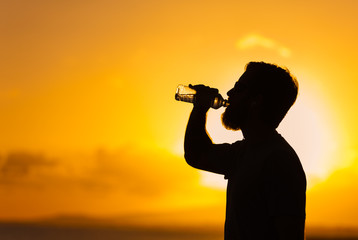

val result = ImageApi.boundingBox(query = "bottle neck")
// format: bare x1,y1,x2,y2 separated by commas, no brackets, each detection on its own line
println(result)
222,99,229,107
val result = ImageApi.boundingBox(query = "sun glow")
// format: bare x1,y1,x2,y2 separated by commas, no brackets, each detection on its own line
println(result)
279,92,339,186
198,73,342,190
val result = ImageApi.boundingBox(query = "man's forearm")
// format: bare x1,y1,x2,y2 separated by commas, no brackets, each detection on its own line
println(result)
184,106,213,167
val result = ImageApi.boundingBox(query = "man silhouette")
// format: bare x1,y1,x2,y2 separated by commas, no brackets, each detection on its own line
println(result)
184,62,306,240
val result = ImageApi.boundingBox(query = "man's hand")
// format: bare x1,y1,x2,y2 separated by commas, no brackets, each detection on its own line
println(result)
189,84,219,112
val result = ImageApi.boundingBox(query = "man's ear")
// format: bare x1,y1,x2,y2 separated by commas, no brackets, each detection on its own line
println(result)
251,94,263,108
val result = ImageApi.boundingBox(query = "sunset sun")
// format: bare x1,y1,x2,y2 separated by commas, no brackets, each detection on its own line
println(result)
194,68,345,193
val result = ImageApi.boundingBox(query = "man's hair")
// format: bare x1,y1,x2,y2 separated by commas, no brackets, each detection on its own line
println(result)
245,61,298,128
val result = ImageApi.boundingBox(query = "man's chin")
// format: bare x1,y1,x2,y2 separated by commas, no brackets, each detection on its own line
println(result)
221,111,241,131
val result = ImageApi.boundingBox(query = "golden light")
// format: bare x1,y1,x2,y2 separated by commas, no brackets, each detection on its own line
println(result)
1,0,358,236
196,70,344,190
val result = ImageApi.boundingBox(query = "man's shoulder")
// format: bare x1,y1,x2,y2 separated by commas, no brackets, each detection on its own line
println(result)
265,135,304,170
264,135,306,191
269,134,299,158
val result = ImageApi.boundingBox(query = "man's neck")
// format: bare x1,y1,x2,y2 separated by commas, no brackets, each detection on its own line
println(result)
241,123,277,142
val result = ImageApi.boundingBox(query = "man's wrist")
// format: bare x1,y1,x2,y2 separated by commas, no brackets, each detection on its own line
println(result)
192,105,209,115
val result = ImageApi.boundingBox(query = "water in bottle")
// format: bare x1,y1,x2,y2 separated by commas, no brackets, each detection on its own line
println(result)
175,84,229,109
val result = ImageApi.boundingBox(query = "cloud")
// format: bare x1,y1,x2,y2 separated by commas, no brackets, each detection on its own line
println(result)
236,33,291,58
0,147,197,197
0,147,215,220
0,152,56,180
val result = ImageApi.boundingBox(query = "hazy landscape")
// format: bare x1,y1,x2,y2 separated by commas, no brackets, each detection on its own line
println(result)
0,221,222,240
1,217,358,240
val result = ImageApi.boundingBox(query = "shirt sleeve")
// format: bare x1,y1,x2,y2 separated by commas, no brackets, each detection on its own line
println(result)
185,141,243,176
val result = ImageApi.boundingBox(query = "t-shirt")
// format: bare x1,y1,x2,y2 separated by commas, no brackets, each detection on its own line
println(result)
206,132,306,240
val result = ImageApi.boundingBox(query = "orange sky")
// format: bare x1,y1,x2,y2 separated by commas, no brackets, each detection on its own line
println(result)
1,0,358,230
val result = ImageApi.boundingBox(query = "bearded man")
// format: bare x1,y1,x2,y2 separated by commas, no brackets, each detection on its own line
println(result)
184,62,306,240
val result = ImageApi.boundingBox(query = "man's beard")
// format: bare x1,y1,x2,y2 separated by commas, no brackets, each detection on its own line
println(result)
221,106,242,131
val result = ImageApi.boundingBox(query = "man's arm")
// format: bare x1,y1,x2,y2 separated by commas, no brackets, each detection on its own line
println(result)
184,85,231,174
184,106,212,169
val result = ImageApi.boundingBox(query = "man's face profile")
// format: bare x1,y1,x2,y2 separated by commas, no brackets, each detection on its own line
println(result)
222,71,254,131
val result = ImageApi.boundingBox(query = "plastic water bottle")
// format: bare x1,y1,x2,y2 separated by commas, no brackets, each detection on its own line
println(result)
175,84,229,109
